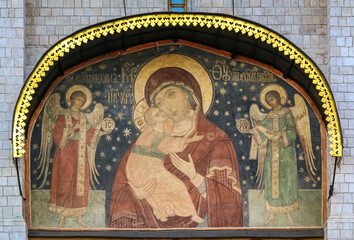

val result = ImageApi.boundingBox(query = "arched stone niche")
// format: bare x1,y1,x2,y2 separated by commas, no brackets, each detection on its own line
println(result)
13,13,340,238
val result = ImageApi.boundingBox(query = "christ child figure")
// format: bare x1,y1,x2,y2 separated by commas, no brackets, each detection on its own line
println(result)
126,107,204,223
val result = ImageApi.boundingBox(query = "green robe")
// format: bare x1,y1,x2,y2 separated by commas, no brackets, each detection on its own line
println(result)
255,108,299,213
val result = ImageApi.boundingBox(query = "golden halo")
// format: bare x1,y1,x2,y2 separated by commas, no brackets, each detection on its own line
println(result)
134,54,213,114
260,84,288,109
133,98,150,132
65,84,93,110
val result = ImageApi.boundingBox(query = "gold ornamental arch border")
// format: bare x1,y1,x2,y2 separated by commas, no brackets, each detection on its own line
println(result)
12,13,342,158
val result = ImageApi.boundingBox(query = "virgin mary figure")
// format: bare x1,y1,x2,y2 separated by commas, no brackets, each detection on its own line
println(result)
109,67,243,228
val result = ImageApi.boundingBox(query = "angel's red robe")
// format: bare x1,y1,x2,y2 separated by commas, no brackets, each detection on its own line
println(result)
49,111,97,217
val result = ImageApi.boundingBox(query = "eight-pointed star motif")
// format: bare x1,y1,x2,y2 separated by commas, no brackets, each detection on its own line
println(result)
116,112,125,120
219,88,227,95
123,128,131,138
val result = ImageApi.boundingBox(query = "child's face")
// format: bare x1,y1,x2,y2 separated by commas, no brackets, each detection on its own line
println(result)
151,108,167,123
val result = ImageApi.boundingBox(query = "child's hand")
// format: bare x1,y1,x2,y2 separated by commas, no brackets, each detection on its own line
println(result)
187,132,204,143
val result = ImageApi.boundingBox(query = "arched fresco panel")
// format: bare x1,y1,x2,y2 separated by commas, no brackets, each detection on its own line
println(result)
27,43,326,231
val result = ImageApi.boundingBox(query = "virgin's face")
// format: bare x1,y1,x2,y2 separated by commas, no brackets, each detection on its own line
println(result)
154,86,191,122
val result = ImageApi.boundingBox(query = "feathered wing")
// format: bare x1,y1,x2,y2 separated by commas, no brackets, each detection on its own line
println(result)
86,103,104,128
249,104,268,189
85,103,104,188
290,94,317,183
250,104,267,127
36,93,63,188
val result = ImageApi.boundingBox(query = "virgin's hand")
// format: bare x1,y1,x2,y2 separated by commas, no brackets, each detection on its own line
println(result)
128,179,156,200
170,153,196,179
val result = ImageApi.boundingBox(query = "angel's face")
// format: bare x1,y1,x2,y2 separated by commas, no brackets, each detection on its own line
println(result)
72,96,86,110
266,96,280,109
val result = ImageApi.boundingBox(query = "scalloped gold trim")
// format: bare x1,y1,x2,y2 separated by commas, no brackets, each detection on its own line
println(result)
12,13,342,157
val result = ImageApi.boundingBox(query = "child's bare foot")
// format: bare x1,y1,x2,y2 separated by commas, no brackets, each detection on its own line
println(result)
191,214,204,224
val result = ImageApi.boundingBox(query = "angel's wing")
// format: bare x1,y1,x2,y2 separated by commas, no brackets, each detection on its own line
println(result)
86,103,104,129
85,103,104,188
249,104,268,189
290,94,317,183
36,93,63,188
250,104,267,127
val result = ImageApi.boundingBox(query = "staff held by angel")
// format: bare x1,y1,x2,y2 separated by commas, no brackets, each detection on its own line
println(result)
237,84,317,225
36,85,113,228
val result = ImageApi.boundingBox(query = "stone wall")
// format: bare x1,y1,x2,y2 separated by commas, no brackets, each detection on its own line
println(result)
326,0,354,239
0,0,352,239
25,0,328,76
190,0,328,73
25,0,168,77
0,0,27,239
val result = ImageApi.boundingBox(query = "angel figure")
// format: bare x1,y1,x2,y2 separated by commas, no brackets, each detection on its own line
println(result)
247,84,317,226
36,85,112,228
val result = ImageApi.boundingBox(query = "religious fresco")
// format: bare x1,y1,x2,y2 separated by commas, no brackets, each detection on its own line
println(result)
28,44,325,230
